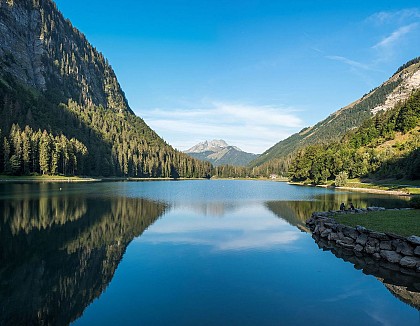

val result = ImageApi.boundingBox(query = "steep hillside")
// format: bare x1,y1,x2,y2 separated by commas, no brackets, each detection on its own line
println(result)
0,0,211,178
289,89,420,183
250,57,420,171
185,139,259,166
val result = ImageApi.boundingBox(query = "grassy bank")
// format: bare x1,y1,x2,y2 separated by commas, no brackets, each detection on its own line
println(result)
0,175,100,182
334,209,420,237
345,178,420,195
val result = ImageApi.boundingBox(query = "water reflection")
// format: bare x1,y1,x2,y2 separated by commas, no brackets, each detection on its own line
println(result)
143,204,302,251
266,194,410,230
0,187,167,326
314,236,420,310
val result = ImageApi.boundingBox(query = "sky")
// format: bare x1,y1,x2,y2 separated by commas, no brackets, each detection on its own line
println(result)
54,0,420,153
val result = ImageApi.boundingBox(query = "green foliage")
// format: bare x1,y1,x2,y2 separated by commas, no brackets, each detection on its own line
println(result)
250,75,404,172
0,0,212,179
288,89,420,184
334,171,348,187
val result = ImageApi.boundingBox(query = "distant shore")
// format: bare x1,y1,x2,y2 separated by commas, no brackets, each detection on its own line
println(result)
288,181,413,196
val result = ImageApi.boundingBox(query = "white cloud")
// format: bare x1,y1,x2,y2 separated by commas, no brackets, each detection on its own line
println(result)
141,101,304,153
138,204,302,251
372,23,419,49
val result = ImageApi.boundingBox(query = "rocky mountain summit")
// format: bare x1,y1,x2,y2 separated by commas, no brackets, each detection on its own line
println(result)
185,140,258,167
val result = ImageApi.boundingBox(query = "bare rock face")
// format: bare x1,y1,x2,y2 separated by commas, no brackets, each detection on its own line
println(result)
0,0,46,89
0,0,131,113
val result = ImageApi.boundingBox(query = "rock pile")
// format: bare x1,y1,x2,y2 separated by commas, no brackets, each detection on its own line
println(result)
306,208,420,272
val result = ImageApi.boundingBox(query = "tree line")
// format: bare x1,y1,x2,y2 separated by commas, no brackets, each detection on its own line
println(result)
288,89,420,184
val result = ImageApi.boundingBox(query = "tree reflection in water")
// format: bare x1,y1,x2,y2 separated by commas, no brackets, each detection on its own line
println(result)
265,196,419,311
0,184,167,326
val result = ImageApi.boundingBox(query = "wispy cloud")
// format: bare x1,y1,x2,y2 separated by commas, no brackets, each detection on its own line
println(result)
372,23,419,49
141,101,304,153
367,8,420,25
326,56,371,70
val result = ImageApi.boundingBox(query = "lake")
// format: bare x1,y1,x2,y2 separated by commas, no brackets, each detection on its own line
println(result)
0,180,418,325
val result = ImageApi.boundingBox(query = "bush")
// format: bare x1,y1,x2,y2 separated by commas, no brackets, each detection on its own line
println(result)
335,171,348,187
410,196,420,209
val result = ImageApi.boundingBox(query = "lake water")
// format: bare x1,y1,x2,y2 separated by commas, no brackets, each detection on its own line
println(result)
0,180,419,325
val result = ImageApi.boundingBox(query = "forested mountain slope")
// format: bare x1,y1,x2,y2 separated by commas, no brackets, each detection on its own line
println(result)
289,89,420,183
0,0,211,177
250,58,420,174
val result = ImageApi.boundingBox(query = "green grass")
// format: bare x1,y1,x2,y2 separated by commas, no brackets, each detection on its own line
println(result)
0,174,98,182
334,210,420,237
344,178,420,195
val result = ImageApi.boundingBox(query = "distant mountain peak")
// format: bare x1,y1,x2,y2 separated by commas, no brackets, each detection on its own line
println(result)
185,139,258,167
186,139,232,153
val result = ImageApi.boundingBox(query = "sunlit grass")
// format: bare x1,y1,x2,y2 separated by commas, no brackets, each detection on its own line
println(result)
334,209,420,237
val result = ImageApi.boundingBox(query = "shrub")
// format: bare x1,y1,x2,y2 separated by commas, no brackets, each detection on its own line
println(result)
335,171,348,187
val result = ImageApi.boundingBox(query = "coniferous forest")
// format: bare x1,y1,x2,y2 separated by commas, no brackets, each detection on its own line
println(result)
0,0,212,178
289,90,420,184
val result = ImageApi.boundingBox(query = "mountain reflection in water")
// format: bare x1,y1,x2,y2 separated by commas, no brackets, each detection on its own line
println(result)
265,197,420,311
0,184,167,326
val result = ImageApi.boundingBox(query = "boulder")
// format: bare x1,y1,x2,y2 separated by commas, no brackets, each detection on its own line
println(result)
369,231,389,241
365,244,378,255
379,241,392,250
320,229,331,238
399,256,420,269
380,250,402,263
343,226,359,240
407,236,420,246
354,244,364,252
395,242,414,256
356,234,368,246
414,246,420,256
355,225,367,233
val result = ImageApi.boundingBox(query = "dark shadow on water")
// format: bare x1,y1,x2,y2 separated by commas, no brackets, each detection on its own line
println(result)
0,186,167,326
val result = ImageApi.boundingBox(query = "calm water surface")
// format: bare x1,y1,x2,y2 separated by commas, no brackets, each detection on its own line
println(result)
0,180,418,325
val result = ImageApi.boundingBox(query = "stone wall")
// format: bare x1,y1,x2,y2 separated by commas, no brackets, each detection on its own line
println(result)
306,208,420,272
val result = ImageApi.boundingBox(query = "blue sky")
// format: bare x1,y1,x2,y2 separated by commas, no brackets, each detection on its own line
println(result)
55,0,420,153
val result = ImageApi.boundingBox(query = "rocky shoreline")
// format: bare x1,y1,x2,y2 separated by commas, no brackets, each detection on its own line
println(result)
306,208,420,272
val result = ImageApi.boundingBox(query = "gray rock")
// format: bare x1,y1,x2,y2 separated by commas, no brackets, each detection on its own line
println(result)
355,225,367,233
380,250,402,263
395,242,414,256
379,241,392,250
356,234,368,246
336,241,355,250
328,233,339,242
354,244,364,252
320,229,331,238
372,253,381,260
414,246,420,256
343,226,359,240
400,256,420,268
365,245,378,255
407,235,420,246
369,231,389,240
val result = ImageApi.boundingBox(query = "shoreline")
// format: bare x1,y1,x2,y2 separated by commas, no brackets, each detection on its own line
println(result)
288,181,412,196
0,176,415,196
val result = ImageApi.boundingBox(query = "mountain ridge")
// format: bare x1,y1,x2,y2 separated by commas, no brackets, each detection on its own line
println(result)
0,0,212,178
250,58,420,172
185,139,258,167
